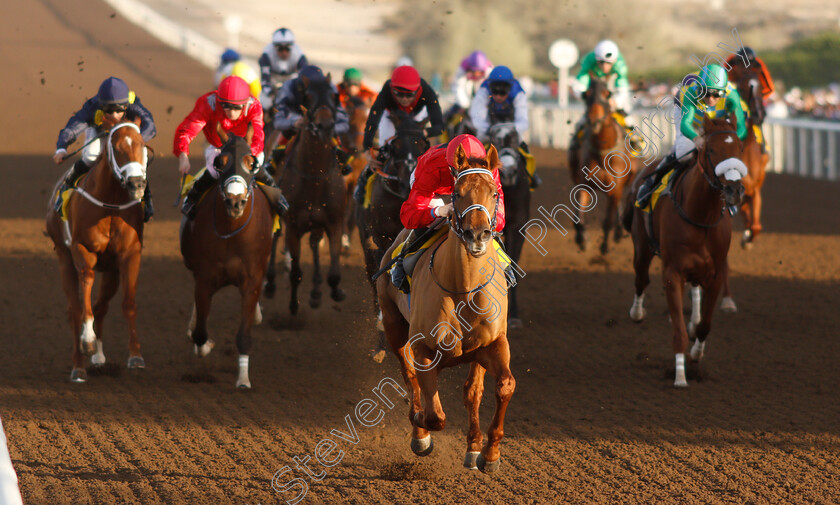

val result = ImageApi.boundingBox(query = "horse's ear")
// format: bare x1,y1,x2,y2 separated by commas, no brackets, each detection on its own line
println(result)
454,144,469,170
132,116,142,128
486,145,501,173
325,72,332,84
702,114,713,131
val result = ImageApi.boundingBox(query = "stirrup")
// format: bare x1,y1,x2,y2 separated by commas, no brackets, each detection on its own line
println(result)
390,258,410,294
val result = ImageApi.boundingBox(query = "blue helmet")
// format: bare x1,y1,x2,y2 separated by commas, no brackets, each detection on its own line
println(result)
220,48,241,65
97,77,130,105
488,66,514,84
299,65,324,82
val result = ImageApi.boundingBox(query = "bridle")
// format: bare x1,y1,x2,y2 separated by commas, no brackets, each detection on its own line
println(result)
74,122,147,211
448,167,500,241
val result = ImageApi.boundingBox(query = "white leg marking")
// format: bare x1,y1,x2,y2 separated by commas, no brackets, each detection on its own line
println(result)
674,353,688,387
90,340,106,365
629,293,646,322
690,286,702,327
376,310,384,331
80,318,96,345
341,233,351,249
236,355,251,389
720,296,738,313
187,303,196,339
690,339,706,361
283,250,292,272
194,340,215,357
253,302,263,325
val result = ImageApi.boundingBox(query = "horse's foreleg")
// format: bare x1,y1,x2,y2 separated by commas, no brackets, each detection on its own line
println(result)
286,231,303,315
630,220,654,322
573,176,591,251
91,269,120,366
664,267,689,387
476,335,515,474
740,195,755,249
691,271,724,362
74,248,98,358
119,251,144,369
326,223,346,302
263,230,282,299
413,344,446,433
234,276,263,389
58,252,85,382
720,258,738,313
191,278,215,357
462,362,486,469
309,231,323,309
750,189,763,243
600,194,618,255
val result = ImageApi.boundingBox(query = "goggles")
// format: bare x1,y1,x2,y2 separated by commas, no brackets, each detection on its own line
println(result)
489,83,511,96
220,102,244,111
275,44,292,52
707,89,725,98
103,104,128,114
393,87,417,99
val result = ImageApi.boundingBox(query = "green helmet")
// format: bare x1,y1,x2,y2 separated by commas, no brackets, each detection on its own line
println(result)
343,68,363,83
701,64,728,91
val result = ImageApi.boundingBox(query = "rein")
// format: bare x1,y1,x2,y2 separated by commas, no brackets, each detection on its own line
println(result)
427,234,498,296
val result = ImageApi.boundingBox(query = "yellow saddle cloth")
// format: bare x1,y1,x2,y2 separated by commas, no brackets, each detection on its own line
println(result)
635,169,676,213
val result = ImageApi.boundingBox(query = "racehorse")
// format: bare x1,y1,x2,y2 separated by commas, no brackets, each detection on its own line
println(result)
486,122,530,328
340,95,370,253
568,77,639,254
274,74,347,314
46,120,150,382
377,144,515,474
728,64,769,249
180,128,274,389
622,116,746,387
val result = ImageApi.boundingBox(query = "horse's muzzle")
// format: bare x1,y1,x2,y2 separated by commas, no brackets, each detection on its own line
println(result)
224,195,248,218
722,181,745,207
125,176,147,201
463,228,493,257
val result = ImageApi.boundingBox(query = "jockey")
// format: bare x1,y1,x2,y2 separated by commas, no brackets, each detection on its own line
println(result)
725,46,775,100
390,133,506,291
258,28,308,115
337,68,377,109
637,63,748,207
353,65,444,203
446,50,494,120
174,76,286,219
53,76,156,221
269,65,352,174
469,66,540,188
215,48,261,99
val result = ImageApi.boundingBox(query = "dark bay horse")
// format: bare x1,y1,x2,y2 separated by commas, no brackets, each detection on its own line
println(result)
377,144,514,474
623,116,746,387
357,112,430,339
180,131,274,389
568,78,640,254
487,122,530,328
340,95,370,253
729,64,769,249
276,75,347,314
46,120,149,382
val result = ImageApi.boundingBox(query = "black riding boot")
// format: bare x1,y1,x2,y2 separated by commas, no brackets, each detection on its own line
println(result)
336,145,353,175
389,226,430,294
637,153,678,208
254,167,289,215
55,159,91,212
142,183,154,222
181,170,217,219
353,165,373,205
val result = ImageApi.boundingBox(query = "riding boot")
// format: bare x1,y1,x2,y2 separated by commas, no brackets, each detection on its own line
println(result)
182,170,217,219
267,145,286,178
353,165,373,205
142,183,154,222
335,144,353,175
637,153,677,208
254,167,289,215
55,159,90,213
389,228,425,294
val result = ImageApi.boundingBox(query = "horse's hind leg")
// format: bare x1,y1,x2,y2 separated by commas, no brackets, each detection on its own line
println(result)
309,230,323,309
91,269,120,366
286,230,303,315
600,194,618,255
57,252,85,382
190,277,215,357
263,230,282,299
463,362,486,469
326,222,346,302
629,219,654,322
476,335,515,474
119,252,144,369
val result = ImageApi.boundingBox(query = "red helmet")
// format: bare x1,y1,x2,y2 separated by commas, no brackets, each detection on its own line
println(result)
446,134,486,167
217,76,250,104
390,65,421,92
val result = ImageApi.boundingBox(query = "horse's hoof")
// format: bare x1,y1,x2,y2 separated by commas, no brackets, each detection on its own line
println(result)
81,339,97,357
410,435,434,457
674,378,688,388
508,317,523,329
331,288,346,302
70,368,87,383
629,306,646,322
371,349,386,363
477,453,501,474
376,312,384,331
127,356,145,369
720,297,738,313
309,296,322,309
194,340,215,357
236,379,251,389
600,241,609,255
690,339,706,361
263,280,276,299
463,451,480,470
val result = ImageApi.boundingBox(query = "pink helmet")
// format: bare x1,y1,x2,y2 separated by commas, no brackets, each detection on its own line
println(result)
462,50,492,73
446,134,486,167
217,76,250,104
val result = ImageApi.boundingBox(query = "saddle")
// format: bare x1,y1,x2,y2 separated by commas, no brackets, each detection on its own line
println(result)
635,168,678,213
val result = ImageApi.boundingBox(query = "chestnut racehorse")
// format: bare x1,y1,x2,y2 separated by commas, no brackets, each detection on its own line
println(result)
377,144,514,474
46,120,150,382
180,131,274,389
568,77,640,254
623,116,746,387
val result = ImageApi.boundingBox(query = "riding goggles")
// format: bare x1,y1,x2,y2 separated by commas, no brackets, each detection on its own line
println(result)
275,44,292,52
707,89,725,98
392,87,417,99
489,83,511,96
103,104,128,114
220,102,245,111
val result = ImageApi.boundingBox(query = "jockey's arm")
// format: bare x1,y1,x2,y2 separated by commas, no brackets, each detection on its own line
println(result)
130,97,157,141
421,82,445,138
468,88,492,142
573,53,596,96
512,91,529,138
172,101,209,158
246,101,266,156
271,82,300,132
334,103,350,135
679,96,701,140
756,58,775,98
257,51,273,92
56,100,95,152
452,71,471,109
400,162,443,229
725,90,748,140
363,88,389,150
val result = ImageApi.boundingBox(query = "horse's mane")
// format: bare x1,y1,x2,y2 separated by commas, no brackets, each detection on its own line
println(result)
585,78,608,107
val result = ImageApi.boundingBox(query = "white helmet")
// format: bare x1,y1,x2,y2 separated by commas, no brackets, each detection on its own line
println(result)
395,56,414,68
272,28,295,46
594,39,619,63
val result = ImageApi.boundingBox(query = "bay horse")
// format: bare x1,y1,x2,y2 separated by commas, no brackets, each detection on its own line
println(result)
340,95,370,253
622,116,746,387
276,74,347,314
180,130,274,389
357,111,430,350
729,64,769,249
377,144,514,474
568,77,640,254
46,120,149,382
487,122,530,328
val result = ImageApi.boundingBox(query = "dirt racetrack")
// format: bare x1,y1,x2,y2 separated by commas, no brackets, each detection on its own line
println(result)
2,1,840,504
